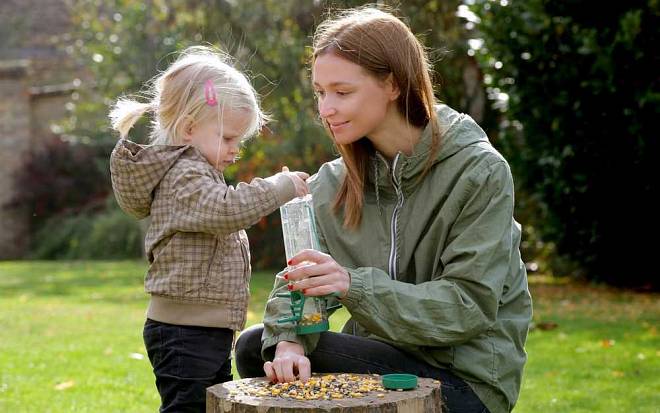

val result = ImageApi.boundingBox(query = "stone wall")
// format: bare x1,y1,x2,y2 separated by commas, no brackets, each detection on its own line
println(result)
0,0,78,258
0,62,32,258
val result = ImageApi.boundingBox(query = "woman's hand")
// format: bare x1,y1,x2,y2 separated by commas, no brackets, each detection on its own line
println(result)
285,249,351,298
263,341,311,383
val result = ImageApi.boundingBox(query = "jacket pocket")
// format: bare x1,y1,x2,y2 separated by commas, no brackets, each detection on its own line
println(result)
238,231,251,287
206,232,249,301
148,232,213,296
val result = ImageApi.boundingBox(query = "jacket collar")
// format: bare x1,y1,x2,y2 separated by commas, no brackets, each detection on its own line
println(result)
367,104,489,197
368,118,434,196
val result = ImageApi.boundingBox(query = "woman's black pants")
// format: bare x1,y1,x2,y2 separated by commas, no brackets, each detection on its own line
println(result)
235,324,490,413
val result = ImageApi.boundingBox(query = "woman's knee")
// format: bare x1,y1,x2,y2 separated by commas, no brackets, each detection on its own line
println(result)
235,324,265,378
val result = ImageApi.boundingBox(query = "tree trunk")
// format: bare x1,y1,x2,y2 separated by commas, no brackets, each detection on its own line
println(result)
207,375,442,413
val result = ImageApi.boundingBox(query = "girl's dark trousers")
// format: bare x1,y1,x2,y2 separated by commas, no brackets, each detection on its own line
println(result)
235,324,490,413
143,319,234,413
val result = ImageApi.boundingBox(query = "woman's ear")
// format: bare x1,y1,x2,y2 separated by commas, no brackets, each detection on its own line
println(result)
385,73,400,101
181,116,195,143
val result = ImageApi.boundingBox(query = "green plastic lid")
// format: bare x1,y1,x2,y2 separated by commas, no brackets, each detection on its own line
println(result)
381,373,418,390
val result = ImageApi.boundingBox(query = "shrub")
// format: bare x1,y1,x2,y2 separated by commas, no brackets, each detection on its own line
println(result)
9,135,143,259
471,0,658,289
30,197,143,260
11,135,111,232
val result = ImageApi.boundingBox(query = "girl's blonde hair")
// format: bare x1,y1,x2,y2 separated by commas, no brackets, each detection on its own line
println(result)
313,7,440,229
109,46,266,144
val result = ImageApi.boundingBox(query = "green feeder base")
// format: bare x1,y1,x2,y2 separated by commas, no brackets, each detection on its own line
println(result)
295,320,329,335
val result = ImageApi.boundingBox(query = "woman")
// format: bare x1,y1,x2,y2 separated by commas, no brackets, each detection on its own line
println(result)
236,7,532,413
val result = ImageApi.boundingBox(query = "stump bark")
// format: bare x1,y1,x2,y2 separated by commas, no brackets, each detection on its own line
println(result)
206,374,442,413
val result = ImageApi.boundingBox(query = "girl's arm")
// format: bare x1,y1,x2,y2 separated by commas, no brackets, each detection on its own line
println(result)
169,166,303,235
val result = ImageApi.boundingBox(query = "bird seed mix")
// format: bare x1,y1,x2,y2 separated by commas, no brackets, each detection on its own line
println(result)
231,374,388,400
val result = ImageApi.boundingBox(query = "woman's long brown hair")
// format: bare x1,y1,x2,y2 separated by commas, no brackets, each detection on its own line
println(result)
312,6,441,229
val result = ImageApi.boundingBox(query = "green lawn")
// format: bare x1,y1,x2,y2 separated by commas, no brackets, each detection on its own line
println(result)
0,261,658,412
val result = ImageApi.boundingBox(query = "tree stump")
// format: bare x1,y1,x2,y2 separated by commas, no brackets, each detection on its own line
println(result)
207,374,442,413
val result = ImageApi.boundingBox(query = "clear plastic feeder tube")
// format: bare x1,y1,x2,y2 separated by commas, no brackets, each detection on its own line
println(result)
279,194,320,266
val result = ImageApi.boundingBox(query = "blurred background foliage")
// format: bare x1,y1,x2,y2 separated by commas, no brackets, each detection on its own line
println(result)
15,0,657,289
471,0,658,289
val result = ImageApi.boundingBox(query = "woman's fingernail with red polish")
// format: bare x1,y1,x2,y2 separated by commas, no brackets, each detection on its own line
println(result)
287,284,293,290
302,289,307,294
283,273,288,280
287,259,293,265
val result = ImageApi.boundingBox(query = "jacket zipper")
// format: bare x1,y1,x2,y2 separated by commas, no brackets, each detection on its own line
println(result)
388,153,404,280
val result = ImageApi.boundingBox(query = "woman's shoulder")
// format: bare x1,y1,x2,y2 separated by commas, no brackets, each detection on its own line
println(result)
452,146,513,194
431,104,506,169
308,157,345,191
463,141,507,170
426,136,512,195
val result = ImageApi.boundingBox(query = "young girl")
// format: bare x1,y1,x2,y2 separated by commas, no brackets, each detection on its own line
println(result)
236,7,532,413
109,46,308,413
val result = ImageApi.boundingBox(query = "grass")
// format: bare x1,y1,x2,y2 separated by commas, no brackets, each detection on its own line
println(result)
519,277,660,412
0,261,658,412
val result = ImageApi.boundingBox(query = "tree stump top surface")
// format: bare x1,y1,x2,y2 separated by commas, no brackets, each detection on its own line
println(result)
207,374,442,413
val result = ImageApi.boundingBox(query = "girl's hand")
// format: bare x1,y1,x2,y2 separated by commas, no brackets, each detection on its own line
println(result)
264,341,311,383
285,249,351,298
281,166,309,198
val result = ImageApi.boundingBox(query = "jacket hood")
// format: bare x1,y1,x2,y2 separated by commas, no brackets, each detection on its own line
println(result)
110,138,192,219
370,104,490,190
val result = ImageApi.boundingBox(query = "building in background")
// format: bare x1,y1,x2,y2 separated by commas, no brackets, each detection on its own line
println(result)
0,0,79,258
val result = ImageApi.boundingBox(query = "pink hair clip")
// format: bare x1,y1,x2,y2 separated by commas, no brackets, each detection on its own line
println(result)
204,79,218,106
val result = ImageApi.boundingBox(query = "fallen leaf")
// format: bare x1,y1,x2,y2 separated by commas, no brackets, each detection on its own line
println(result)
611,370,625,378
600,339,615,348
536,321,558,331
54,381,75,390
